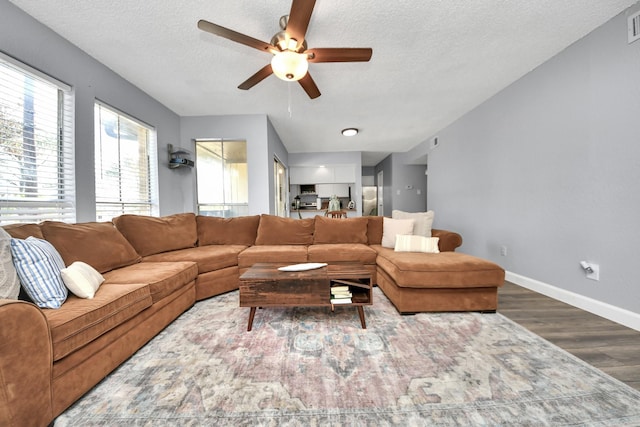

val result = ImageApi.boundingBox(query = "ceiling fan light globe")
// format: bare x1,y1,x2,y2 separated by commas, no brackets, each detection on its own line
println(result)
271,51,308,81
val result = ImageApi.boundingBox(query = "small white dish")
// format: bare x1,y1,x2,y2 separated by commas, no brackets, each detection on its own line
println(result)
278,263,328,272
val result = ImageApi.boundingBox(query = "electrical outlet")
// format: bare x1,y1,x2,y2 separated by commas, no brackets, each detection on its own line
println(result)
500,246,508,256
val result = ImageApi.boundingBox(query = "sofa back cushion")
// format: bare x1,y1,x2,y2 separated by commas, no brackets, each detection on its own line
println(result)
366,216,384,245
40,221,141,273
313,216,368,244
196,215,260,246
113,213,197,256
2,223,44,239
255,214,314,245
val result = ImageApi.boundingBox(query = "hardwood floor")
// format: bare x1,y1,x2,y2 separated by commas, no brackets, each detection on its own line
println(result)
498,281,640,391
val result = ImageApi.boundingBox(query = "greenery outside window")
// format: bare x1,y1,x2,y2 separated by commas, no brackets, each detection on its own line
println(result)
0,52,75,224
196,139,248,217
94,102,158,220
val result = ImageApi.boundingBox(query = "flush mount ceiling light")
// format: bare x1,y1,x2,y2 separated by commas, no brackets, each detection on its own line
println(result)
341,128,358,137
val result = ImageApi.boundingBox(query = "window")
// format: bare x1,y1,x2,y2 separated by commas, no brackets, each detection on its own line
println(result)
94,102,158,220
0,52,75,224
196,139,248,217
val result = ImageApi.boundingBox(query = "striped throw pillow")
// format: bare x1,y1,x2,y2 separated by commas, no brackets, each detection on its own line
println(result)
10,237,68,308
394,235,440,253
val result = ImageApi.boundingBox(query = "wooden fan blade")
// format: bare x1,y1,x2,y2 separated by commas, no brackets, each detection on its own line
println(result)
307,48,373,63
287,0,316,44
298,72,321,99
238,64,274,90
197,20,276,54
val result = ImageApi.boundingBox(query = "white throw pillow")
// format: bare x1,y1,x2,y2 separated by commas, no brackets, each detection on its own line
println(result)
381,217,415,248
392,210,435,237
394,235,440,253
0,228,20,300
61,261,105,299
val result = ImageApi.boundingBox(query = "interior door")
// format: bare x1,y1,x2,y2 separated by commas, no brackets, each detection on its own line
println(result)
274,157,287,217
377,170,384,216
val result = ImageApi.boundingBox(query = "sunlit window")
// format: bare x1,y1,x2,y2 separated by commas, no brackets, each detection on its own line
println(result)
94,103,158,220
0,53,75,224
196,139,248,217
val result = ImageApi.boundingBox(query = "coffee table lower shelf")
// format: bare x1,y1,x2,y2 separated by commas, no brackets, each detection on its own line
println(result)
239,263,373,331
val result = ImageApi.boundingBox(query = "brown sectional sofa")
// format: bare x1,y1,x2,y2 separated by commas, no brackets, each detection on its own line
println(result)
0,213,504,426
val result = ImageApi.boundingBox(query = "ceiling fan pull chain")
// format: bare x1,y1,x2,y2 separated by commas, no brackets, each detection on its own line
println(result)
288,83,293,118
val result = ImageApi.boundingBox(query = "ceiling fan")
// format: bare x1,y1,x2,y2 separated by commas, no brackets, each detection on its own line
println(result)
197,0,373,99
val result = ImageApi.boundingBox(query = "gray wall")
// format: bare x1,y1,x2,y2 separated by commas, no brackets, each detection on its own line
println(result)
0,1,185,221
374,153,427,214
427,6,640,316
267,118,289,214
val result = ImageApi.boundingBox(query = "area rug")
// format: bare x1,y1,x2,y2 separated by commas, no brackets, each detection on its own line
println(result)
55,288,640,426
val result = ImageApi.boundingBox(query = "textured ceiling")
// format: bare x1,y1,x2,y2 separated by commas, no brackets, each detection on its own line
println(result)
8,0,638,165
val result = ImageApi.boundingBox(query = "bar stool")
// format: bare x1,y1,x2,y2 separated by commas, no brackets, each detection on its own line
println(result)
325,210,347,218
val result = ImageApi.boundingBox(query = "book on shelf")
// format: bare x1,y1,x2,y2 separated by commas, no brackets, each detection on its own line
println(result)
330,285,350,292
330,298,352,304
331,291,352,298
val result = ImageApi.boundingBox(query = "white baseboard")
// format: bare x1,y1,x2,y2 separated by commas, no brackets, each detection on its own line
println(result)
505,271,640,332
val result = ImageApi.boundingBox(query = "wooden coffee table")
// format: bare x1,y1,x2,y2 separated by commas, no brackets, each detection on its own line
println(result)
239,263,372,331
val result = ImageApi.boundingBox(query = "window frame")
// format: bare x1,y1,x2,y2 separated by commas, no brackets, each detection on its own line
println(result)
94,101,158,220
0,51,75,225
195,138,248,218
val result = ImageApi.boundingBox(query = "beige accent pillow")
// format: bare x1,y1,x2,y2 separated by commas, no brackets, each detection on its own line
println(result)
394,235,440,253
381,217,415,248
391,210,435,237
60,261,105,299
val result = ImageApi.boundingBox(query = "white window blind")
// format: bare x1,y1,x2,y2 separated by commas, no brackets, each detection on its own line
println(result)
0,52,75,225
94,102,158,221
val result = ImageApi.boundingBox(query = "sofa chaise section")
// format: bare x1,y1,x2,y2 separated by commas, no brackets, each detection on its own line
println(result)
375,246,505,313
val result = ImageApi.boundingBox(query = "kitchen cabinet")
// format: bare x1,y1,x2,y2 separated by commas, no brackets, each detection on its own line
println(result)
317,183,350,198
333,165,356,183
290,166,333,184
289,165,356,185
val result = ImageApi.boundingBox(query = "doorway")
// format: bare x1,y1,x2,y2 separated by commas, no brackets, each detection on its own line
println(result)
376,170,384,216
274,157,287,217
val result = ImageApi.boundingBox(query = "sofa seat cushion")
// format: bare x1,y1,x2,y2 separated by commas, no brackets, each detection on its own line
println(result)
307,244,377,264
44,283,152,361
238,245,308,270
102,262,198,303
142,245,247,274
375,246,505,289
